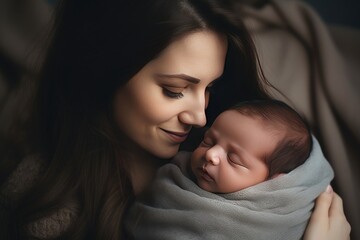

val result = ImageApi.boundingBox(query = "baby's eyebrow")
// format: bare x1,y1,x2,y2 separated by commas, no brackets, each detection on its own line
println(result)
155,73,200,84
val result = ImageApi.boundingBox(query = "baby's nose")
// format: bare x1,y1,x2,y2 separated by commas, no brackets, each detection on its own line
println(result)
205,146,222,165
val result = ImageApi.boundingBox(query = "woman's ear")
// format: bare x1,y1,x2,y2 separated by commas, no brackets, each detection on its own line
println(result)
270,173,285,179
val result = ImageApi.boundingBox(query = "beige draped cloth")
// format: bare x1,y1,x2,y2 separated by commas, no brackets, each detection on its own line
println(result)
1,0,359,239
241,1,360,239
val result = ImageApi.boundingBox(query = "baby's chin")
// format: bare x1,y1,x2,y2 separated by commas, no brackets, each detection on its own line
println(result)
197,181,215,192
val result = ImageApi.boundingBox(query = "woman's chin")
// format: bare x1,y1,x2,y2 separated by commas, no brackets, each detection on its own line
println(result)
151,145,180,160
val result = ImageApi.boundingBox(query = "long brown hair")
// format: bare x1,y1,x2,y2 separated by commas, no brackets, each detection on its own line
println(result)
2,0,271,239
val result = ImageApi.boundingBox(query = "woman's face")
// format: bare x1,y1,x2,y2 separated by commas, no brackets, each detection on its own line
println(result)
114,30,228,159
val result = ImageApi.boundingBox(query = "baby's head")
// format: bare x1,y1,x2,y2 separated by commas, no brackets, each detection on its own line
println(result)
191,100,312,193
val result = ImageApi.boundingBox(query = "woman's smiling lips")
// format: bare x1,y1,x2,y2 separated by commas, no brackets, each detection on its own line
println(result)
160,128,190,143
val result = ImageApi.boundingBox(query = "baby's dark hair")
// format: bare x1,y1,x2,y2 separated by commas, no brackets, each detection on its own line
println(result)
230,100,312,178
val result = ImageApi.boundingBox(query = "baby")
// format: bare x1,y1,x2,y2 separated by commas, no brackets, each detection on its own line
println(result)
125,100,334,240
191,99,312,193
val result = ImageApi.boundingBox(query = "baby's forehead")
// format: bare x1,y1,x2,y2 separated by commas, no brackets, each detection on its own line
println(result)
216,109,241,119
209,110,256,132
214,110,256,125
216,109,279,127
210,110,280,135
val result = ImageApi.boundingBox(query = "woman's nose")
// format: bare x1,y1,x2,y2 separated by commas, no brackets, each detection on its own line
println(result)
178,95,207,127
205,145,222,165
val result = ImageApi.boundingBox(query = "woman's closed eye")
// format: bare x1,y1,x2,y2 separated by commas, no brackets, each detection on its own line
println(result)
162,79,216,99
162,86,185,99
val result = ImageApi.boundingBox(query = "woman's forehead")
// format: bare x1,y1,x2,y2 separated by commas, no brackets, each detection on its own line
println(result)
149,30,228,82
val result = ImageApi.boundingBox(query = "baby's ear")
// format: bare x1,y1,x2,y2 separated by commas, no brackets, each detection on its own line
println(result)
270,173,285,179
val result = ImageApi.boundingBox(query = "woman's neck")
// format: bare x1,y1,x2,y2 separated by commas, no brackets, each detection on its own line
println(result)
129,154,160,195
121,143,165,196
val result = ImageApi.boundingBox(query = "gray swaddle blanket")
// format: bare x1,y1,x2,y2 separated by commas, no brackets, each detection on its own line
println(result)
125,137,333,240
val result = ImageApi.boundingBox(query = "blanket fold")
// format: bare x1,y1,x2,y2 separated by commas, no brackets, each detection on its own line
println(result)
125,137,333,240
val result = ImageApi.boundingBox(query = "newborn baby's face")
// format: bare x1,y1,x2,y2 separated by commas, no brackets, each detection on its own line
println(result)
190,110,277,193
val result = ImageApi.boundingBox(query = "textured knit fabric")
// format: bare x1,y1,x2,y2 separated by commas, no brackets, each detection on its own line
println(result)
0,156,79,239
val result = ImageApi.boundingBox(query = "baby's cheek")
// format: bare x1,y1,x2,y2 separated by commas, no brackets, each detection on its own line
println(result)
192,147,205,161
190,148,203,166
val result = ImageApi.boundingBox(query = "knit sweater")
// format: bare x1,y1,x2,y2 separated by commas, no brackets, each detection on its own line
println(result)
0,156,78,239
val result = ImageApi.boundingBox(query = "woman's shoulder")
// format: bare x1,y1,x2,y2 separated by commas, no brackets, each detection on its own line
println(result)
1,154,45,203
26,200,79,239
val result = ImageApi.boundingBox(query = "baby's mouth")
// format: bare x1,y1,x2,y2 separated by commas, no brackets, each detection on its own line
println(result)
199,166,214,182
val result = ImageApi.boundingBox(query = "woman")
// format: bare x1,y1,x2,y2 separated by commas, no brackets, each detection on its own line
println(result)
0,0,350,239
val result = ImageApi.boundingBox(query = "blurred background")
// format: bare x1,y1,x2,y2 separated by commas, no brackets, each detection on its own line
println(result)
304,0,360,28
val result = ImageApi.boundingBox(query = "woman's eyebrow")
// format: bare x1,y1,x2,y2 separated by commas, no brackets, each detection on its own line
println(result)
155,73,201,84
